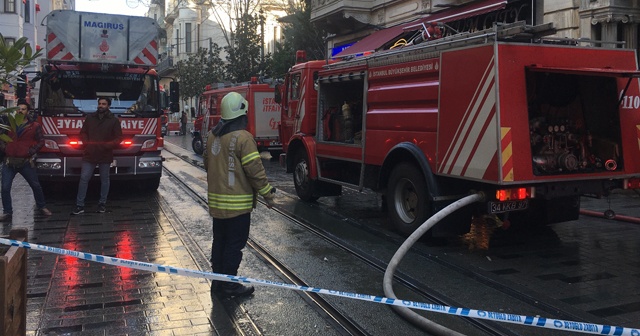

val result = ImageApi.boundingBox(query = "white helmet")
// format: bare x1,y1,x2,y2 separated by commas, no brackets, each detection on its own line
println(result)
221,92,248,120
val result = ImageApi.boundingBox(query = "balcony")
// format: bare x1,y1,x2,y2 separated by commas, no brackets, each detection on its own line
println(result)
156,56,175,76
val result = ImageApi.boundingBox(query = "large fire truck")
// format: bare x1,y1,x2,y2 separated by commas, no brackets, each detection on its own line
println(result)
34,10,173,191
277,21,640,236
191,79,281,157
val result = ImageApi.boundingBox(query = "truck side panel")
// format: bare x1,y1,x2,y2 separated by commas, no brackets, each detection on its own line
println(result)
46,10,158,66
365,59,440,167
437,45,499,182
250,90,280,140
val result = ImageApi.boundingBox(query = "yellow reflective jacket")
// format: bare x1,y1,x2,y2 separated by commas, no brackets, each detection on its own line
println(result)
203,127,273,219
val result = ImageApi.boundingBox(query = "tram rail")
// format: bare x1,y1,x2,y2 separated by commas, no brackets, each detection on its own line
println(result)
162,141,640,335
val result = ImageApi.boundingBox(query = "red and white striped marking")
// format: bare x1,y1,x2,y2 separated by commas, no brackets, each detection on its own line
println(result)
439,56,497,179
133,40,158,66
46,33,75,61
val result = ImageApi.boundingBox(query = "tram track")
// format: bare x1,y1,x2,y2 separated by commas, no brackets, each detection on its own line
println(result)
161,144,514,335
162,141,640,335
161,165,370,336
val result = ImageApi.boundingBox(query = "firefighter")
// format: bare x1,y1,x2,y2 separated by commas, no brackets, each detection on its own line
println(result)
203,91,276,298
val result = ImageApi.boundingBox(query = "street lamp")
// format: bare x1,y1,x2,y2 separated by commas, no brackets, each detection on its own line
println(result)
259,8,265,63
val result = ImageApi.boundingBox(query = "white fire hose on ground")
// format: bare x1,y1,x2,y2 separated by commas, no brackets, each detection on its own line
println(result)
383,192,486,336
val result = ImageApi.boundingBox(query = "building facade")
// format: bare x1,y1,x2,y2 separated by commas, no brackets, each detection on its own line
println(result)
309,0,640,59
1,0,74,107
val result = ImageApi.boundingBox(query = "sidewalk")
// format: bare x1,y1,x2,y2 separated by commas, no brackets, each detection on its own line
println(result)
0,175,232,335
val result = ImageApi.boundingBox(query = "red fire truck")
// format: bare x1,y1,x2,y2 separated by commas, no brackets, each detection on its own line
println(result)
34,10,175,191
277,21,640,236
192,79,281,157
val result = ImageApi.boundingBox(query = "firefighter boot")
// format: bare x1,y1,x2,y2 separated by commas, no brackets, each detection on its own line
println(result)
218,283,254,299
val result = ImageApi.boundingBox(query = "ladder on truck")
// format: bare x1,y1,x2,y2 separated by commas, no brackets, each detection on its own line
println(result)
334,21,557,69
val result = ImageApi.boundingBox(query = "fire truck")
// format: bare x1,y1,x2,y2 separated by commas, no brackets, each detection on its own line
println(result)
34,10,175,191
192,79,281,157
277,21,640,236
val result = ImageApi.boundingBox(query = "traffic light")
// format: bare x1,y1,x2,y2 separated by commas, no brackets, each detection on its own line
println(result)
169,82,179,103
16,74,27,99
169,82,180,112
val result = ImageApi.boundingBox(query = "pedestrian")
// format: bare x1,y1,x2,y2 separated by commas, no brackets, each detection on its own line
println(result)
72,97,122,215
180,110,187,135
203,92,276,298
0,101,52,221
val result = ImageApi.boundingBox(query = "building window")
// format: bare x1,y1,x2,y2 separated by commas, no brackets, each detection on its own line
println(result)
185,23,192,53
176,28,180,55
5,0,17,13
4,38,16,46
25,0,31,23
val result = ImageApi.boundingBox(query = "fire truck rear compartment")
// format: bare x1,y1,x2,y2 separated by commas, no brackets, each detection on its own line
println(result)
526,70,623,176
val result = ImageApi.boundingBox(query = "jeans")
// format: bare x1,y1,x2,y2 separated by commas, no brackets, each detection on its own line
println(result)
1,162,47,214
76,161,110,207
210,213,251,276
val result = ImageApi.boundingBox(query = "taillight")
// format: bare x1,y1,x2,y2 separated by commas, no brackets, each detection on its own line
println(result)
68,140,83,148
120,140,133,147
495,187,530,201
625,178,640,189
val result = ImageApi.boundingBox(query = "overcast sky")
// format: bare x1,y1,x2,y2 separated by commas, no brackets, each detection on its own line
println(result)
75,0,148,17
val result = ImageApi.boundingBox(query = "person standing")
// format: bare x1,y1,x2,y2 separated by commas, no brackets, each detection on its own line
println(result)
203,92,276,298
0,101,52,221
180,111,188,135
72,97,122,215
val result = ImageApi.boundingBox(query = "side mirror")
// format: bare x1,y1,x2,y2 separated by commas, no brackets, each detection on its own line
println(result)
274,83,281,104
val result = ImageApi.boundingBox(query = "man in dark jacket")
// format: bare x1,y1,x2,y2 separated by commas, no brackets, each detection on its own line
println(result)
0,101,52,221
72,97,122,214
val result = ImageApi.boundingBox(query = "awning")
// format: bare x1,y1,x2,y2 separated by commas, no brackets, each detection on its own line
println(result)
334,0,507,58
333,23,415,58
409,0,507,28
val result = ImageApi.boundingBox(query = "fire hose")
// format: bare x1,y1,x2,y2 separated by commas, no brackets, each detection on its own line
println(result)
383,192,486,335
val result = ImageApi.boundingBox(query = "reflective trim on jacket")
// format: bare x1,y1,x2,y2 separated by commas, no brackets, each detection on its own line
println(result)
203,129,272,219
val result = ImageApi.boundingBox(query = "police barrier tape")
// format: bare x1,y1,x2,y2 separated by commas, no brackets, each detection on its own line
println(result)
1,237,638,336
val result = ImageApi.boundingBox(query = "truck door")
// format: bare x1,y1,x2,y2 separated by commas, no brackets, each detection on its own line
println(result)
203,94,219,139
281,72,301,146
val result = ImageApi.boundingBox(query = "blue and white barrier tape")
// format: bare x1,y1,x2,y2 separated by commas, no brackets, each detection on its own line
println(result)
1,237,638,336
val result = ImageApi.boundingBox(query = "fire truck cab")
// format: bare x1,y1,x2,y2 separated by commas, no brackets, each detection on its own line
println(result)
192,79,281,157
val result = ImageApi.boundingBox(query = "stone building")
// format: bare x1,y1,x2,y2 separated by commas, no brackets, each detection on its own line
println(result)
308,0,640,59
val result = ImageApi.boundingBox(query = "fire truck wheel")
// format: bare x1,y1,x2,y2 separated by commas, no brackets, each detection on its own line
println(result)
139,176,161,192
293,151,319,202
387,162,431,236
192,137,204,155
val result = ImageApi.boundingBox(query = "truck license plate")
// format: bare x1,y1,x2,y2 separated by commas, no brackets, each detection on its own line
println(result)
488,200,528,214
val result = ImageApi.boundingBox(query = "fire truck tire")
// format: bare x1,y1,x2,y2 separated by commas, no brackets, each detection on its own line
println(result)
139,176,161,192
387,163,431,236
293,151,319,202
192,136,204,155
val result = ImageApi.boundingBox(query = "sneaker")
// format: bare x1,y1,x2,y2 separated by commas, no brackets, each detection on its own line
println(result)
39,208,53,216
0,213,12,222
218,283,254,299
97,204,106,213
71,206,84,215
